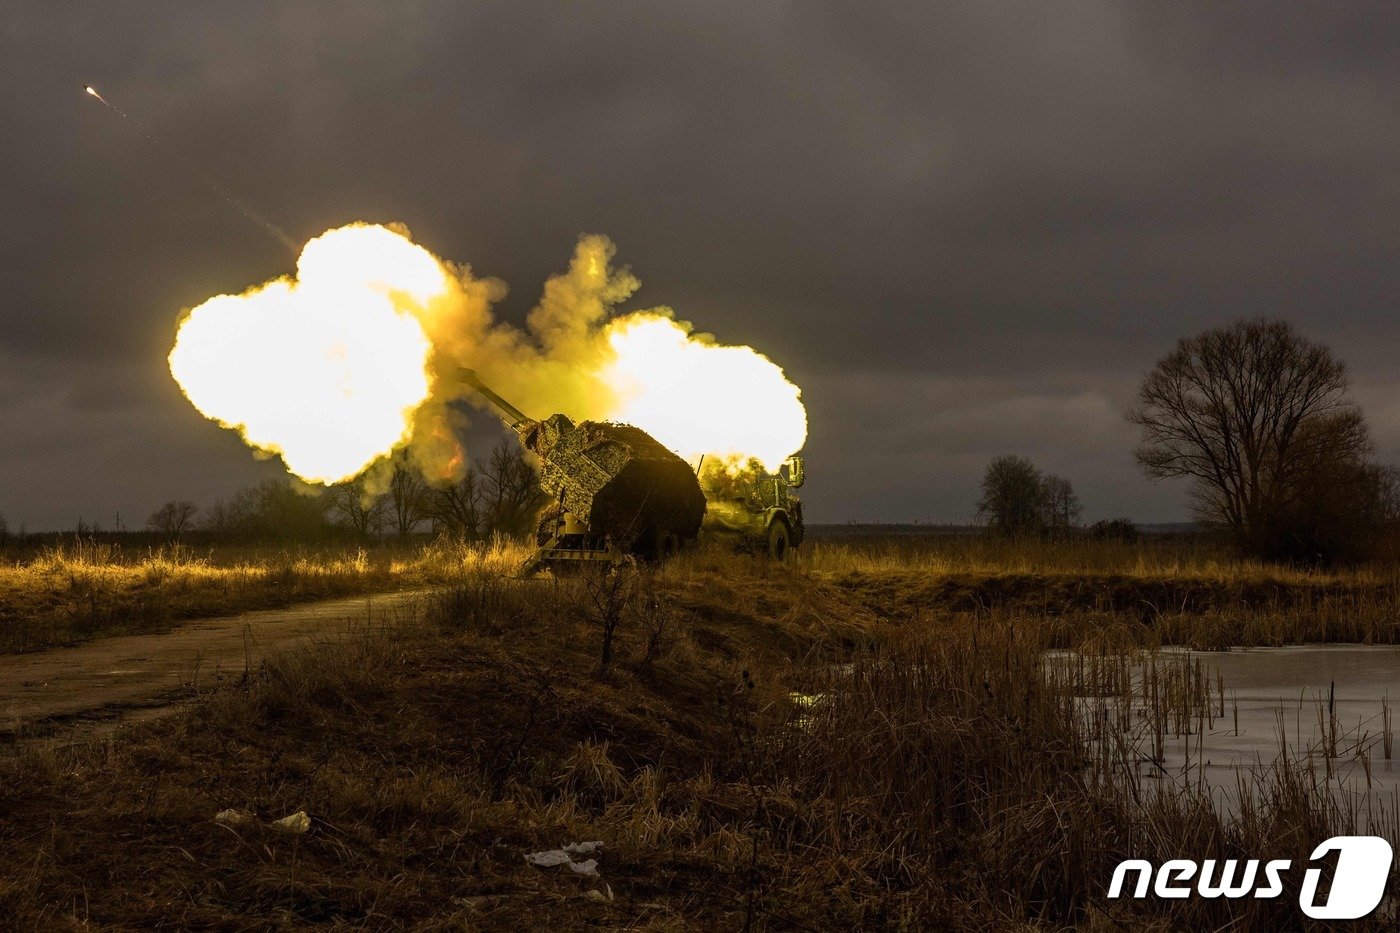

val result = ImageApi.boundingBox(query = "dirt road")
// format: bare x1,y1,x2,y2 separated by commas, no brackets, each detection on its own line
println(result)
0,589,428,740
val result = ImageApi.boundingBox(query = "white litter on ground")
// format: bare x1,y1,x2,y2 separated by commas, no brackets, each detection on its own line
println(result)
213,808,253,827
525,841,605,875
525,849,573,868
271,810,311,834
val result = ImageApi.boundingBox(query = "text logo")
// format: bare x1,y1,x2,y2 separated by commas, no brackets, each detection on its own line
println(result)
1108,835,1393,920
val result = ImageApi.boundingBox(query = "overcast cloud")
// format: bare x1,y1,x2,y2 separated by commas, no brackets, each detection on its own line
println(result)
5,2,1400,529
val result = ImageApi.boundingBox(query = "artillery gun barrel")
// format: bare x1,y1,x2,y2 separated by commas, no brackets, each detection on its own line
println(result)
458,368,531,428
455,366,707,562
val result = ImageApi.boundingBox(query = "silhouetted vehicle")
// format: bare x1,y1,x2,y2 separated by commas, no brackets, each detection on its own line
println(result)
460,369,807,570
460,369,706,573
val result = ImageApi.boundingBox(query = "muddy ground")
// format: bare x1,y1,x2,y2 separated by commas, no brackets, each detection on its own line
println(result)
0,590,427,740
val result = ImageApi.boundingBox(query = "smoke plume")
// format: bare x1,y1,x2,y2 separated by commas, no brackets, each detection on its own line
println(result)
169,223,807,485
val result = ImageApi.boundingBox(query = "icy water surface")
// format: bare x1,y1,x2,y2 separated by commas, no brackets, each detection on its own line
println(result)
1057,645,1399,826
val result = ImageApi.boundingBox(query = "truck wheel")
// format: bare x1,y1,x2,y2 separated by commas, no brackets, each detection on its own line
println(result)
766,521,790,561
639,528,680,562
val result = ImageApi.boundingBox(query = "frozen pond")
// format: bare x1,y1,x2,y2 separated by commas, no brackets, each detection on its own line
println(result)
1054,645,1399,827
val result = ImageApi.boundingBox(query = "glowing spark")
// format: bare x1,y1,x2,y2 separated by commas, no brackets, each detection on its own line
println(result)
81,81,295,252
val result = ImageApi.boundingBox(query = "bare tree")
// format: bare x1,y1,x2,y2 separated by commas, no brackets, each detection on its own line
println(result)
147,500,199,536
328,478,386,540
426,468,484,541
0,511,8,544
1040,475,1082,535
576,565,636,675
1253,423,1399,562
634,569,678,670
1129,318,1376,561
387,459,429,538
204,481,332,542
976,454,1047,537
201,499,235,537
481,439,548,539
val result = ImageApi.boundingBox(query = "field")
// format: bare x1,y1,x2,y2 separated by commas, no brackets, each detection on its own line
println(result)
0,537,516,654
0,533,1397,928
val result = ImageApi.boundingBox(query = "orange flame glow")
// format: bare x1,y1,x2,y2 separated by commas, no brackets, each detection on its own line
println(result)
169,224,807,483
168,225,442,483
599,315,806,472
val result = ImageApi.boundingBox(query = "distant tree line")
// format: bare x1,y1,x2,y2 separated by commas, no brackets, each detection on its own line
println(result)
977,318,1400,565
974,454,1085,538
138,438,548,545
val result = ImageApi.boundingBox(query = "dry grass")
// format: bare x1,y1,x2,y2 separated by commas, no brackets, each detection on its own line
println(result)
9,531,1398,655
0,539,1395,928
0,556,830,928
803,531,1400,582
0,535,532,653
792,535,1400,648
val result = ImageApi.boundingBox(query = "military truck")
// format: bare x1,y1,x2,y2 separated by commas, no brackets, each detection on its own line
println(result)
697,455,805,559
459,368,805,571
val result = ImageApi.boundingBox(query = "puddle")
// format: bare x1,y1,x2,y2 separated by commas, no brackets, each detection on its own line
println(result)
1053,645,1399,827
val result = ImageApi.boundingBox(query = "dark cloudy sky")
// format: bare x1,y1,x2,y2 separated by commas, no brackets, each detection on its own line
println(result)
5,2,1400,530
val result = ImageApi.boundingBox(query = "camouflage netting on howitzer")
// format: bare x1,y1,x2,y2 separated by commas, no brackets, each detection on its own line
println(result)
524,418,706,545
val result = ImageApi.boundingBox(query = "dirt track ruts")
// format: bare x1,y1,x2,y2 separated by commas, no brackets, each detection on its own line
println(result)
0,589,427,740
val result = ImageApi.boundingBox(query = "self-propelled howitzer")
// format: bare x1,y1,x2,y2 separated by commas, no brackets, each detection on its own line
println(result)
458,369,707,572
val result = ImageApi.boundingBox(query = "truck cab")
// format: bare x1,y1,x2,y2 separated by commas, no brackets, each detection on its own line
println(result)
699,454,805,559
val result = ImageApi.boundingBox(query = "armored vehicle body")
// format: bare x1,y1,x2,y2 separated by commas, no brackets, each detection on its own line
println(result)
459,369,707,572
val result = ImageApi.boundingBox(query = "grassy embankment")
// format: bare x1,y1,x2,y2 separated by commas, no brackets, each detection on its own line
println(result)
7,532,1400,655
0,539,1395,928
0,537,528,653
808,533,1400,647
